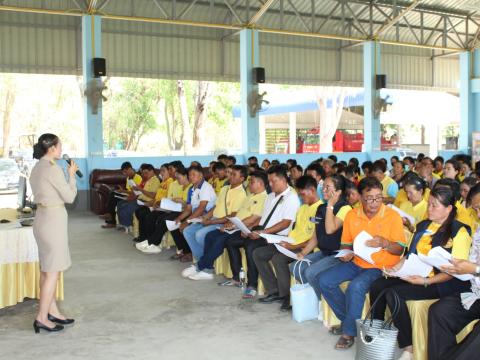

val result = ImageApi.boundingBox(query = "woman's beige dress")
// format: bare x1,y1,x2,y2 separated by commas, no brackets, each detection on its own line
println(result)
30,157,77,272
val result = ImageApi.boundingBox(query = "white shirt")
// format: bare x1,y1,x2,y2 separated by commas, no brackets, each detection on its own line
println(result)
259,186,300,236
190,180,217,213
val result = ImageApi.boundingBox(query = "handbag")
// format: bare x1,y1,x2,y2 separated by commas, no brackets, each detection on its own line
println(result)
290,260,319,323
355,289,400,360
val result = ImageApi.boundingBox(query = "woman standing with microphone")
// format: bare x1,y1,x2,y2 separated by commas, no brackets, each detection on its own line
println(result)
30,133,78,333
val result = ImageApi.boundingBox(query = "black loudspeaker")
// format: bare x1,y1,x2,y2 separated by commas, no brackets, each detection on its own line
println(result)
252,67,265,84
376,74,386,89
92,58,106,77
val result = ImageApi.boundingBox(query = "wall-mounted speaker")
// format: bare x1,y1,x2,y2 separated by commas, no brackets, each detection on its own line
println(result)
376,74,386,89
252,67,265,84
93,58,106,77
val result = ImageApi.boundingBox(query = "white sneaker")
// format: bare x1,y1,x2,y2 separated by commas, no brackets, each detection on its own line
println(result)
140,244,162,254
181,265,198,278
398,351,413,360
135,240,149,250
188,271,214,281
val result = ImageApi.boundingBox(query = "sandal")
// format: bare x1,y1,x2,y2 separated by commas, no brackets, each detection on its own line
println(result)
180,253,193,263
329,325,343,336
335,336,354,350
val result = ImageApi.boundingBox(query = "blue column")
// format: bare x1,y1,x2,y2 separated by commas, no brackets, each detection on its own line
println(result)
363,41,381,153
460,49,480,154
82,15,104,175
240,29,260,154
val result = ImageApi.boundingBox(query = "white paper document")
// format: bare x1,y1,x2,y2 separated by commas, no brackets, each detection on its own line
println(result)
353,231,381,264
227,217,251,234
418,247,474,281
187,218,203,224
260,233,295,244
385,254,433,278
133,190,142,196
165,220,180,231
334,249,354,258
114,194,128,200
137,199,146,206
160,198,183,212
127,179,136,188
221,228,240,235
274,243,307,262
388,204,415,225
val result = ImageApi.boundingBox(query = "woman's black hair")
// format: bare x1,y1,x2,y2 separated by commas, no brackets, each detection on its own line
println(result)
461,177,478,191
175,166,188,177
344,178,358,193
429,186,457,246
466,182,480,207
348,157,359,168
33,133,59,160
160,163,170,169
434,178,461,202
445,159,461,180
403,174,427,194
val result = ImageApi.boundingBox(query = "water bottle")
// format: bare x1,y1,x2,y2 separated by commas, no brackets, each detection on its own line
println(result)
239,267,246,290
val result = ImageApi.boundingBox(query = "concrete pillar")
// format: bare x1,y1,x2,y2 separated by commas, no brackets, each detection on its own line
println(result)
363,41,381,153
82,15,104,174
240,29,260,154
289,112,296,154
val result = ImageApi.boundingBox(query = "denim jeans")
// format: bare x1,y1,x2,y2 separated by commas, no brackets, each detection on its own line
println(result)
183,223,218,261
117,200,139,227
318,261,382,337
289,251,340,299
196,230,231,273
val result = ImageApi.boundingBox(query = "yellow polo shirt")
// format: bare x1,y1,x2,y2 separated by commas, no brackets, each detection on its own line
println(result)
138,176,161,202
416,222,471,260
399,199,428,225
236,191,268,220
154,177,174,201
167,180,183,199
289,200,323,245
126,174,142,191
213,177,227,195
212,184,247,218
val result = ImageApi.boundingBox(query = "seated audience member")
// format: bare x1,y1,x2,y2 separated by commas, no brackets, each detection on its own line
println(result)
181,165,247,277
394,172,431,208
398,174,428,232
188,171,268,281
369,186,472,360
348,157,359,169
254,175,323,310
225,165,300,299
444,159,462,181
212,161,228,195
360,161,373,179
247,156,258,166
344,165,359,185
170,165,217,263
290,175,352,299
461,177,478,207
371,160,399,204
217,154,228,165
417,153,426,163
417,162,438,189
433,156,444,177
428,183,480,360
226,155,237,166
391,160,405,183
286,159,297,170
306,162,326,200
434,178,475,230
403,156,416,172
289,164,303,183
271,159,280,166
261,159,271,170
345,179,361,208
207,161,217,186
135,166,191,253
322,158,335,177
117,164,160,229
190,161,202,168
328,154,337,164
101,162,142,229
332,162,346,176
390,155,400,168
318,177,405,350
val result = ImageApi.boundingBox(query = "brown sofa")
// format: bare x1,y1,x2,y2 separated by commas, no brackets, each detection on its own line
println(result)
89,167,214,215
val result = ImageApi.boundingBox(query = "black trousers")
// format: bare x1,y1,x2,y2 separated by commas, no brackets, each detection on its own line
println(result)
170,228,191,254
146,211,181,245
105,191,120,224
225,235,267,288
428,294,480,360
134,206,151,240
253,244,295,297
369,277,441,348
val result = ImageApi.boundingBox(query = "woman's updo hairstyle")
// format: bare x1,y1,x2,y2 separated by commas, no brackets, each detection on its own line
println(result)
33,133,59,160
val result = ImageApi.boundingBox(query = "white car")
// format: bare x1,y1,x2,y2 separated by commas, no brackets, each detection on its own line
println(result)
0,158,21,191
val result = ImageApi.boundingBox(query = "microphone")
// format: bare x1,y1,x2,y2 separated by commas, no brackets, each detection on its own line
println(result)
62,154,83,178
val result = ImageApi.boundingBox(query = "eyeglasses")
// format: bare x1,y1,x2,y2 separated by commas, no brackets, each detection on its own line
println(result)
362,196,384,204
323,185,335,191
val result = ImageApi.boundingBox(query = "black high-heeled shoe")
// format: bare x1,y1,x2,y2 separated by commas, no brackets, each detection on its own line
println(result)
33,320,64,333
48,314,75,325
